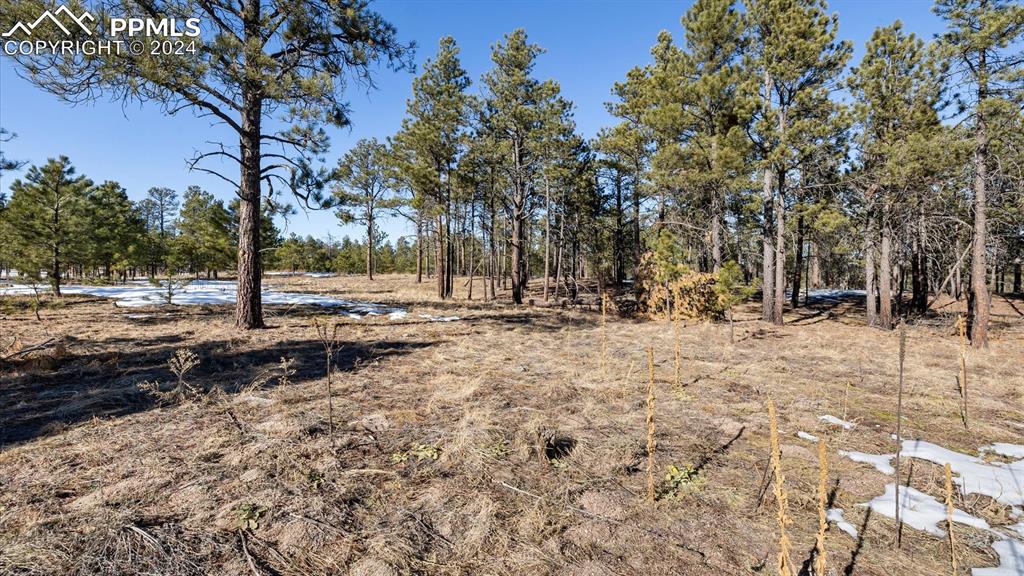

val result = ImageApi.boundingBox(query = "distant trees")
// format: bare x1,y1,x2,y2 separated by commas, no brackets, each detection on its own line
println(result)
5,157,92,296
333,138,400,279
4,0,414,328
394,36,473,299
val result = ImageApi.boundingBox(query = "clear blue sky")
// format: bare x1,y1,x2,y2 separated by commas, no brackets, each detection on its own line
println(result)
0,0,943,243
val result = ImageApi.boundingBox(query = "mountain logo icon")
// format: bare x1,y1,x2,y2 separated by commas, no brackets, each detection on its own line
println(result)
2,4,95,38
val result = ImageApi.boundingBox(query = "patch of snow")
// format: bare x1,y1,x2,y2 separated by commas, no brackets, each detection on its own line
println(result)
1006,522,1024,539
982,444,1024,460
901,439,1024,506
797,431,819,442
826,508,858,538
0,280,405,320
860,484,990,537
819,415,856,430
802,289,867,303
304,272,336,278
839,450,895,475
973,539,1024,576
388,310,408,321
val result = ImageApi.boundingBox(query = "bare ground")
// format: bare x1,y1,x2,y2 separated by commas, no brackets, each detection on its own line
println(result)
1,274,1022,575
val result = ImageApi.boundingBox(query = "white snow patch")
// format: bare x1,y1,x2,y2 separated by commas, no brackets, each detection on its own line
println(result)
982,443,1024,460
839,450,895,474
826,508,858,538
860,484,990,537
1006,522,1024,538
797,431,819,442
0,281,404,319
819,415,856,430
901,439,1024,506
388,310,408,321
973,539,1024,576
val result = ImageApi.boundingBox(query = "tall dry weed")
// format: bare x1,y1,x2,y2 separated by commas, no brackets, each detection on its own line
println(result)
768,398,794,576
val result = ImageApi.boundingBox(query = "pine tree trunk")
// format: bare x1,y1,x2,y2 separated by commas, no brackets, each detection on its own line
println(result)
791,214,804,309
415,215,423,283
711,141,723,273
435,213,445,299
511,207,525,305
773,182,785,325
968,49,990,348
865,208,877,327
366,215,374,280
879,210,893,330
761,71,775,322
912,204,928,313
543,178,551,301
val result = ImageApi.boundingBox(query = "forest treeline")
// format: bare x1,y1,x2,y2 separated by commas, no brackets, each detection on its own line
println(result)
0,0,1021,346
0,158,425,283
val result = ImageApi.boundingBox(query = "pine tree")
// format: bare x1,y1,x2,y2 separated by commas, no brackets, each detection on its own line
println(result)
1,0,413,328
85,181,146,281
5,157,92,296
746,0,852,324
480,29,569,304
849,22,948,328
333,138,400,279
175,186,233,277
394,36,473,299
934,0,1024,347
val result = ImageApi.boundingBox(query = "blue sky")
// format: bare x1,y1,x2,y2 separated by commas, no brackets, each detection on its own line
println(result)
0,0,944,243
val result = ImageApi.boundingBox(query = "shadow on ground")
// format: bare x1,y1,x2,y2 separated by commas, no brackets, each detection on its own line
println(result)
0,335,433,448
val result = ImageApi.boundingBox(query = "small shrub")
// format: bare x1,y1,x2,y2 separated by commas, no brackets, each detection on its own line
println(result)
235,503,268,531
663,464,705,498
390,444,441,464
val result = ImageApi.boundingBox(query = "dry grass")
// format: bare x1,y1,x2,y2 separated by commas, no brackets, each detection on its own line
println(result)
0,274,1022,575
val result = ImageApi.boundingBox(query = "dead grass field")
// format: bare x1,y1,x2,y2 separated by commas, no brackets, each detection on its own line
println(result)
1,274,1022,575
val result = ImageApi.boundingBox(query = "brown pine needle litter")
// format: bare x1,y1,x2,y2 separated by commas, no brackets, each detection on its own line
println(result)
1,275,1020,575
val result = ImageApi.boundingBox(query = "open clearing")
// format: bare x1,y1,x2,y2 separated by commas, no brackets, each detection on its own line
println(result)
1,274,1022,575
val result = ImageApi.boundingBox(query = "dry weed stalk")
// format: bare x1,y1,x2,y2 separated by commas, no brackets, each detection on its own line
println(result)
646,347,656,503
956,315,968,429
894,322,906,549
600,292,609,377
168,348,201,398
313,318,342,444
814,438,828,576
945,462,958,575
672,284,682,389
767,398,794,576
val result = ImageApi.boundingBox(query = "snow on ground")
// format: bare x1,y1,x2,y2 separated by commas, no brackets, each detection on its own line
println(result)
901,439,1024,506
839,450,895,475
826,508,858,538
801,289,867,303
973,539,1024,576
264,271,337,278
861,484,990,537
0,281,469,322
982,444,1024,460
0,280,391,312
797,431,819,442
818,415,856,429
1007,522,1024,539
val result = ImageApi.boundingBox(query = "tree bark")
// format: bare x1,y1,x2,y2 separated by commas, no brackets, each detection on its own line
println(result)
879,206,893,330
235,107,264,329
543,177,552,301
791,213,804,309
761,71,775,322
366,215,374,280
773,177,785,325
865,205,877,327
968,48,990,348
